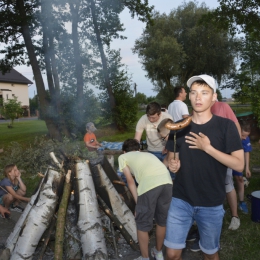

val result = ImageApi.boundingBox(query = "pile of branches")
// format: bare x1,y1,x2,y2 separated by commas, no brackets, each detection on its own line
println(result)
0,152,139,260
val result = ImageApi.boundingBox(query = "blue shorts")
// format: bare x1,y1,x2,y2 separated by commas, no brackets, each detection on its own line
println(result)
164,198,225,255
232,170,243,177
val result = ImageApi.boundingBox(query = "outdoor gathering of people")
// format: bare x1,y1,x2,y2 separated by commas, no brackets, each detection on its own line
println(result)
117,74,251,260
0,75,252,259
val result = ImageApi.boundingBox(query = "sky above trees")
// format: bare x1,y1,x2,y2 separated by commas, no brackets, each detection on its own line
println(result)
13,0,233,99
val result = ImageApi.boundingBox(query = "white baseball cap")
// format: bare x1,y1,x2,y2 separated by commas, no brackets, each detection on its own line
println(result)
187,74,216,93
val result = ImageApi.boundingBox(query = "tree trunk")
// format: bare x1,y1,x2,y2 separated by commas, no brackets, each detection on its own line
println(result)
76,161,107,260
16,0,62,140
54,170,72,260
10,168,62,260
89,0,116,111
96,164,138,243
70,1,84,125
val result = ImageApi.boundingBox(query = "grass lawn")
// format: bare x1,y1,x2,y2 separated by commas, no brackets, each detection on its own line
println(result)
0,119,48,149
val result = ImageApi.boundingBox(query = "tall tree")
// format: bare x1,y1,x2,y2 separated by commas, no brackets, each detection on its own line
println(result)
133,1,239,103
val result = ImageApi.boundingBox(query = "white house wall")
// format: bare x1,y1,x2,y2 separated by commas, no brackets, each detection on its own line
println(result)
0,82,29,106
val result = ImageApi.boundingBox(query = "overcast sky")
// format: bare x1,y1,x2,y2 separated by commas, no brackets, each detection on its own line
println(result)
15,0,233,99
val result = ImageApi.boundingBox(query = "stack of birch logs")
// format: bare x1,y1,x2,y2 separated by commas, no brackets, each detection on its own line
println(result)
0,152,139,260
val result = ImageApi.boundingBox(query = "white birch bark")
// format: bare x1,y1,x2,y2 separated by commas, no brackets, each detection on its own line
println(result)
10,168,61,260
76,161,107,260
106,155,114,170
97,164,137,243
5,168,48,252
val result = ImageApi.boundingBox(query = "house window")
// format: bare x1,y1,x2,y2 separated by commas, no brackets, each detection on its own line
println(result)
6,94,8,99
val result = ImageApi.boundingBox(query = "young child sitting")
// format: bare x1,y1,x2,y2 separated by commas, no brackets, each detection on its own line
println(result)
0,164,30,212
84,122,102,151
118,139,172,260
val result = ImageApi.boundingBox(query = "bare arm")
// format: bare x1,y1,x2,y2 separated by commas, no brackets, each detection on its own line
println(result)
245,152,251,178
16,170,26,193
6,186,30,202
185,132,244,172
134,131,143,142
182,115,189,118
122,166,138,203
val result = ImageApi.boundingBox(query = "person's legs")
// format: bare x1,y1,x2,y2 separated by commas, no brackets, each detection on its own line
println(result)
225,168,240,230
195,205,224,259
226,189,238,217
164,198,194,260
233,172,248,214
235,175,244,202
137,230,149,258
2,193,14,208
204,252,219,260
155,224,166,251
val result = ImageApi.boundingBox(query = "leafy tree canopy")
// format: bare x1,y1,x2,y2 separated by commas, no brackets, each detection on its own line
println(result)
133,1,239,103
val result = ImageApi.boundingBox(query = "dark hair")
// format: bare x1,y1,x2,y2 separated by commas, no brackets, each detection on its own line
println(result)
146,102,161,116
174,86,184,98
241,123,251,132
161,104,167,112
122,139,140,152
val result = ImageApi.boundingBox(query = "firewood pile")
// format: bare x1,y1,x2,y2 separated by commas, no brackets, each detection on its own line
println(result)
0,152,139,260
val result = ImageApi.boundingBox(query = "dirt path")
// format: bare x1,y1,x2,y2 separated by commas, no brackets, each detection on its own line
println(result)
0,211,203,260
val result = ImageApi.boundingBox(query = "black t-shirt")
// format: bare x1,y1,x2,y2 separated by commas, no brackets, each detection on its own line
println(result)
166,115,242,207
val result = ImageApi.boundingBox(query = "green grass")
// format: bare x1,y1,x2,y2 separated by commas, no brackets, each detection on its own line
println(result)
219,141,260,260
0,119,48,148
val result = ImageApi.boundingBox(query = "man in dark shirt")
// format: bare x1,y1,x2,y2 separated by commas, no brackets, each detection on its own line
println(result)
164,74,244,260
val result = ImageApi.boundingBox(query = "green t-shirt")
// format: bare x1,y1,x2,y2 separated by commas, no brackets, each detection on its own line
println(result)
118,151,172,196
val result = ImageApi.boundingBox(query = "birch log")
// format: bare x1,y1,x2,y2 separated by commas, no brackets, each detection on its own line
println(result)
5,168,48,253
96,164,138,243
54,170,71,260
76,161,107,260
10,168,61,260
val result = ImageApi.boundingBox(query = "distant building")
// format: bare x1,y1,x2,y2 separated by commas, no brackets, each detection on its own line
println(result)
0,68,33,117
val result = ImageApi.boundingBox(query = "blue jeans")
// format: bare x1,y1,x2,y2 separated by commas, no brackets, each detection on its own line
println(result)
164,197,225,255
148,151,175,179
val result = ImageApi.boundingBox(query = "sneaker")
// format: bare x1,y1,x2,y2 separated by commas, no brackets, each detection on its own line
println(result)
133,257,142,260
228,216,240,230
239,201,248,214
10,205,24,213
190,237,201,252
186,229,199,242
151,247,164,260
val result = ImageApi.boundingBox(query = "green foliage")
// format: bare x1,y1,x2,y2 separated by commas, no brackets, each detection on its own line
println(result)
135,92,147,105
216,89,223,101
133,1,239,102
0,136,90,176
0,96,23,126
29,95,39,116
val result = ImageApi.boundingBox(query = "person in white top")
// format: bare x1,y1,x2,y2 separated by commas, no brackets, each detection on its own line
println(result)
168,86,189,122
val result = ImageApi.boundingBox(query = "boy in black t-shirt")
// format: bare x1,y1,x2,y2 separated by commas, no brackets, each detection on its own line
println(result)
164,75,244,260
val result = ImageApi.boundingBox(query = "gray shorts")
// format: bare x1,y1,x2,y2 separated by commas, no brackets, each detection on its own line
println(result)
135,184,172,232
225,168,234,193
